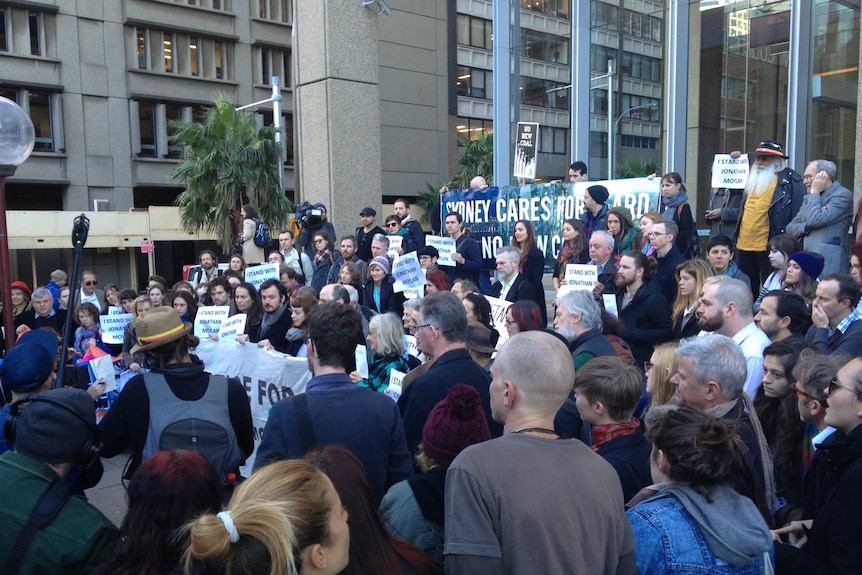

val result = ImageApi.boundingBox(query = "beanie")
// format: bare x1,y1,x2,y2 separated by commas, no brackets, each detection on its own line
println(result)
0,342,55,392
586,185,610,205
422,384,490,466
789,251,824,280
369,255,391,276
14,388,97,465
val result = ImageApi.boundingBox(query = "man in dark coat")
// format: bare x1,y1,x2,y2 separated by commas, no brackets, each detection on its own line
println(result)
490,246,540,305
651,219,686,305
615,251,673,369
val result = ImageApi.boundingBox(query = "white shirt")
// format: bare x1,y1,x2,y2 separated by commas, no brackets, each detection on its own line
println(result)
79,288,102,312
732,321,771,397
499,272,518,300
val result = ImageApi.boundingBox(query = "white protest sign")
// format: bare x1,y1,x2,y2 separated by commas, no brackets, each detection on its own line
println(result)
244,263,279,292
193,338,312,476
218,314,247,340
603,294,619,318
485,295,512,347
424,235,457,266
404,335,423,360
100,313,133,344
194,306,230,338
107,306,124,315
87,355,116,392
557,264,598,297
711,154,749,189
355,345,369,378
385,369,405,402
391,253,426,293
387,235,403,258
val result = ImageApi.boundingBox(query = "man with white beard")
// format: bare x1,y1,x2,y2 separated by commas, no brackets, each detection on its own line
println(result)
734,140,805,297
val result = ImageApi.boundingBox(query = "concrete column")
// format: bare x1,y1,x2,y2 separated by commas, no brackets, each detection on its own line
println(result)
295,0,382,239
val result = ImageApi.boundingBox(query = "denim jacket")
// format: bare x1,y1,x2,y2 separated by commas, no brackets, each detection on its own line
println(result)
627,490,773,575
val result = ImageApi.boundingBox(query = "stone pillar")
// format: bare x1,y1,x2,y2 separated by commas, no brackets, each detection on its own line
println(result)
295,0,382,240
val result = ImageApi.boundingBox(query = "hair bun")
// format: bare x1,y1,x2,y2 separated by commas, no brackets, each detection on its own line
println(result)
448,384,482,420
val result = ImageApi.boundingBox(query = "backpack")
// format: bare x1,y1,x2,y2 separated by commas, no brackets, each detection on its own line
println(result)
677,204,701,259
142,373,243,478
254,219,272,247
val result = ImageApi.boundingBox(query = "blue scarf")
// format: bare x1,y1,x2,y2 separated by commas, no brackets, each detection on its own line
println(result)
661,190,689,219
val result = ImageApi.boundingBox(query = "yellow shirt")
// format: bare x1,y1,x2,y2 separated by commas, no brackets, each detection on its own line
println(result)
737,182,777,252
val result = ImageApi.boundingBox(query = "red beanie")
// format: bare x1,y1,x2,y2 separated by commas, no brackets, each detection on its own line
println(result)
421,384,490,466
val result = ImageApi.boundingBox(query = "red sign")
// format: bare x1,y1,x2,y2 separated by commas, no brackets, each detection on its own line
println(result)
140,240,154,253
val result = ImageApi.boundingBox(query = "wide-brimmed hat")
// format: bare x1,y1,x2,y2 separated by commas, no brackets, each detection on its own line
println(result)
465,320,497,354
753,140,789,159
131,306,192,354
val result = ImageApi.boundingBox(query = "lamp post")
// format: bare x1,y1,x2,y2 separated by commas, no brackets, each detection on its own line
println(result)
611,102,659,179
0,97,35,351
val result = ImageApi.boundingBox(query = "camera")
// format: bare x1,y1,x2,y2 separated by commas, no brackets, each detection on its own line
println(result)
296,202,323,228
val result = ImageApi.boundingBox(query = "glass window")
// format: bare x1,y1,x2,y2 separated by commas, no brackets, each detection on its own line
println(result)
260,48,270,83
456,116,493,141
470,17,484,49
190,37,199,76
282,50,291,86
29,91,52,151
164,33,173,73
259,0,268,18
214,41,224,79
165,104,182,158
138,102,157,157
554,128,567,154
28,10,40,56
590,131,608,158
137,29,147,69
456,14,469,46
284,113,294,165
0,9,7,52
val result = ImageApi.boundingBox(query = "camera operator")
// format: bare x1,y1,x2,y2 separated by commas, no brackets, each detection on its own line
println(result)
297,202,337,260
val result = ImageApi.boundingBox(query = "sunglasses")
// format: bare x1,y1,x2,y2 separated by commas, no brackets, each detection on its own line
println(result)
386,222,399,228
84,280,98,286
828,379,862,398
789,383,817,401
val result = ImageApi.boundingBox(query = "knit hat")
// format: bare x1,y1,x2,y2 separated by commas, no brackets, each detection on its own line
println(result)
131,306,192,354
1,342,55,392
13,388,97,465
421,384,490,466
753,140,789,159
789,252,824,280
369,255,391,276
608,206,634,228
418,246,439,259
10,281,31,297
586,185,610,205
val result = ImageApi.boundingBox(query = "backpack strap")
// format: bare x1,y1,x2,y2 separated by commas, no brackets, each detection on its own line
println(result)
2,477,72,575
293,394,318,455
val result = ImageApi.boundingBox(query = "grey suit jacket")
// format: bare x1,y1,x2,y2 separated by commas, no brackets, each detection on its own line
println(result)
786,180,854,276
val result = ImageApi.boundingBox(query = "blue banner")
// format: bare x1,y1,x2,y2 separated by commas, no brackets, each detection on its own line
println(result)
441,178,661,272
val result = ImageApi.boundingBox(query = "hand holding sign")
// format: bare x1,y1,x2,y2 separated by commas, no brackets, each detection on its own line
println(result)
424,236,456,266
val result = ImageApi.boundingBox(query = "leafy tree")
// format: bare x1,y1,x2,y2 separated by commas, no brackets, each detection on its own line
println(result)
449,132,494,189
616,159,661,179
169,98,292,253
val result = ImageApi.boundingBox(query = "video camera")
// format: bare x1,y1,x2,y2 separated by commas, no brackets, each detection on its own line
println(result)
296,201,324,228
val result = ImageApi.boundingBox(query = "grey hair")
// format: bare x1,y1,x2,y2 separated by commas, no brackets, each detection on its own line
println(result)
403,298,423,311
371,234,390,248
557,290,602,331
419,291,467,343
344,284,359,305
369,313,406,356
590,230,615,249
31,287,52,300
675,334,747,400
496,246,520,260
704,276,753,319
811,159,837,181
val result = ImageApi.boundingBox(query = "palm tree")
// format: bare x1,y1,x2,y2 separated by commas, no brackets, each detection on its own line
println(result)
169,98,292,253
449,132,494,189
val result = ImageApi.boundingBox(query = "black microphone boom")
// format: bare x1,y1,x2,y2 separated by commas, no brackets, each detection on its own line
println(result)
56,214,90,388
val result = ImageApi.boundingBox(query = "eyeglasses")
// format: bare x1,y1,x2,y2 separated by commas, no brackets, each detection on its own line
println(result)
504,318,516,326
84,280,98,286
790,383,817,401
828,379,862,398
648,231,669,238
386,222,399,228
644,361,654,373
313,239,326,244
368,330,377,336
414,323,436,332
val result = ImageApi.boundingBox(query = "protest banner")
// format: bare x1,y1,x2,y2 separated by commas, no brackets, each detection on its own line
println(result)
245,263,279,291
100,313,133,344
441,178,660,272
218,314,247,340
387,235,403,258
194,306,230,338
557,264,598,297
391,253,426,293
107,306,124,315
485,295,512,347
194,338,312,475
513,122,539,180
385,369,406,402
711,154,749,189
424,235,457,266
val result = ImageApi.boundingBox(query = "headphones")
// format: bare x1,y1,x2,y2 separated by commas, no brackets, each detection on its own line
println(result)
4,395,102,469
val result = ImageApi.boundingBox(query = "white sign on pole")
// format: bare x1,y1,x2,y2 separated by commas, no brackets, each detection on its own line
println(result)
218,314,247,340
424,236,457,266
485,295,513,347
245,263,279,292
513,122,539,180
194,306,230,338
557,264,599,297
387,235,403,258
711,154,749,189
100,313,133,344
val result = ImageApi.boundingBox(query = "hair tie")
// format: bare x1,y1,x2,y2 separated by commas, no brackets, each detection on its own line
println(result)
217,511,240,543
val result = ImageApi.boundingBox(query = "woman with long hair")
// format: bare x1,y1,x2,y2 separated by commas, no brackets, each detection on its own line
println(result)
310,230,343,296
504,299,543,337
238,204,265,264
338,262,364,294
105,283,120,308
782,252,823,305
510,219,547,323
607,207,642,260
553,219,586,296
627,405,773,574
148,284,166,308
644,342,678,412
753,339,811,525
659,172,697,258
754,234,800,310
351,313,408,393
306,445,438,575
70,302,112,363
638,212,663,255
172,291,198,324
58,285,71,311
229,254,247,280
231,281,263,336
186,460,350,575
282,287,318,357
122,296,153,372
92,450,223,575
671,258,713,340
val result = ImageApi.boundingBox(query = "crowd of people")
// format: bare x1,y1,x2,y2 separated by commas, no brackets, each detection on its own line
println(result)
1,142,862,574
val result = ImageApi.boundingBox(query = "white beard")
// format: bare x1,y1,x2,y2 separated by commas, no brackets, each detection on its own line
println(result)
745,162,781,198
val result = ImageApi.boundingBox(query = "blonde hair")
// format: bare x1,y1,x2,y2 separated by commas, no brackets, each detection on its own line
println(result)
368,313,405,356
647,342,679,410
184,460,333,575
671,258,713,326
